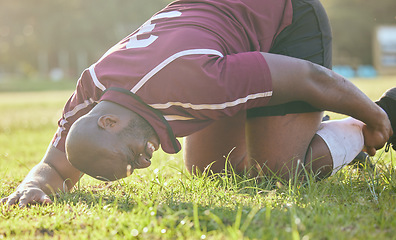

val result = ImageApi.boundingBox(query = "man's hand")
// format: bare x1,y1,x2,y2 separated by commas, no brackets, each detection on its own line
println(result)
1,183,53,207
1,146,81,208
362,114,393,156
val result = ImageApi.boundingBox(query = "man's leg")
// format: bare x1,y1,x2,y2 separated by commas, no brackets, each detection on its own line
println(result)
246,115,366,180
184,0,334,178
184,111,248,175
245,0,364,180
184,110,336,180
184,0,365,179
244,0,333,179
246,112,333,180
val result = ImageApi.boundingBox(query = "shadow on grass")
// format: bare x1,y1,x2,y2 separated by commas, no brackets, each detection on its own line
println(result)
55,188,271,239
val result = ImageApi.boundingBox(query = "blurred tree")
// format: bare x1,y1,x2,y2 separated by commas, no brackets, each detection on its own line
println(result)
0,0,395,78
0,0,172,78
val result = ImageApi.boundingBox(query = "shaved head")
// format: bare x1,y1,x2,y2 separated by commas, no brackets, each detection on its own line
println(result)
65,101,159,181
65,115,126,181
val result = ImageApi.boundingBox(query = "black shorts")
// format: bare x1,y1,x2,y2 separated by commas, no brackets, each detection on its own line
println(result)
247,0,332,118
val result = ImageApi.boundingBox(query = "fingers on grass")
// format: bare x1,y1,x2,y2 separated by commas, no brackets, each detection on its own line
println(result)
40,195,53,205
5,194,20,206
18,196,29,207
19,195,36,207
19,193,52,207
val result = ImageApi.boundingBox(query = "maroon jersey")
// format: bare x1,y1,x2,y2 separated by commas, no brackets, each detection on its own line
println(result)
52,0,293,154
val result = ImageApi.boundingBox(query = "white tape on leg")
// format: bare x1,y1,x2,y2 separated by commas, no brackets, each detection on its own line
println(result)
316,118,364,175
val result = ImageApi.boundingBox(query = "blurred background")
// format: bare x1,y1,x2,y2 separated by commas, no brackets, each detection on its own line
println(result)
0,0,395,84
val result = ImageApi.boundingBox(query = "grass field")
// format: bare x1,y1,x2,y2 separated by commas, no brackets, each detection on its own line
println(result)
0,77,396,239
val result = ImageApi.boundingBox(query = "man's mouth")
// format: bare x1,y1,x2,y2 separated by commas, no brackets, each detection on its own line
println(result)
147,141,157,155
132,141,158,169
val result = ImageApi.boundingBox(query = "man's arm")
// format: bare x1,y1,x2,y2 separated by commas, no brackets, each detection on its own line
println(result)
2,69,100,207
1,145,81,207
262,52,392,154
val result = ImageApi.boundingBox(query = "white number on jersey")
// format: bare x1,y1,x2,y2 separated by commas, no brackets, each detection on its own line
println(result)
126,11,182,49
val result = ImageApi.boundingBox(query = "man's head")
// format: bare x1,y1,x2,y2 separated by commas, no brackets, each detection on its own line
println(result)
65,101,159,181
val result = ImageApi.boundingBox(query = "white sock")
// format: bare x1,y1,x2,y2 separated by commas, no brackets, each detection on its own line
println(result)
316,117,364,175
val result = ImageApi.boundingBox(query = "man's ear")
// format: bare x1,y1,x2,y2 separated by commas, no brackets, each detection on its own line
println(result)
97,115,120,130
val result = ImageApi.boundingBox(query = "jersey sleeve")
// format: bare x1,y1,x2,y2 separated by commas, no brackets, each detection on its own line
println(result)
51,69,102,152
143,51,273,120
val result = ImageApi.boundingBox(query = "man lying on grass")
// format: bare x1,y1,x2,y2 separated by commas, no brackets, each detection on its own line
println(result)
2,0,395,207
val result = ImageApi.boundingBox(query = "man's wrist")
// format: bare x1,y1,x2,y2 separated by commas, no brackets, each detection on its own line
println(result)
365,104,388,128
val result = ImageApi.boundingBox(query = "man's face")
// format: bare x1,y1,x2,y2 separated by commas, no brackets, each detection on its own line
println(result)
119,130,160,175
66,102,160,182
94,119,160,181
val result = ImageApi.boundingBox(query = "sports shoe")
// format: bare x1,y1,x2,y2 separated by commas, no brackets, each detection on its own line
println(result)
322,115,330,122
349,151,375,170
376,87,396,151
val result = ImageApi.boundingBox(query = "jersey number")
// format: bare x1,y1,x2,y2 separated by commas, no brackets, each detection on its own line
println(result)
126,11,182,49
